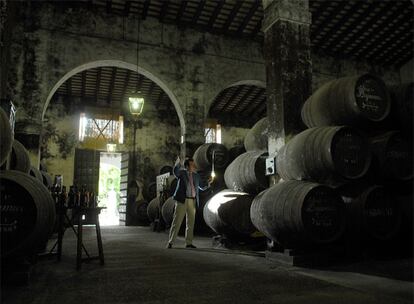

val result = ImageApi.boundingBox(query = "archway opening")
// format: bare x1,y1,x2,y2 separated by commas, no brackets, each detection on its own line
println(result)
42,63,182,226
206,83,266,149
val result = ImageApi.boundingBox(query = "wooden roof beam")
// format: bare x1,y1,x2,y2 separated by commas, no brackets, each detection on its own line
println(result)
317,1,365,49
107,67,117,104
124,1,131,17
224,85,256,112
222,1,243,32
239,88,264,113
208,0,225,30
356,7,412,58
217,86,241,112
344,2,398,55
121,69,131,102
142,0,150,20
81,71,86,98
237,1,259,34
95,67,102,102
159,0,170,22
176,0,188,25
191,0,206,25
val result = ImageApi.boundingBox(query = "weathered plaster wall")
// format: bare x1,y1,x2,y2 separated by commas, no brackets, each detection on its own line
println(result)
5,2,265,148
42,97,180,188
312,51,401,92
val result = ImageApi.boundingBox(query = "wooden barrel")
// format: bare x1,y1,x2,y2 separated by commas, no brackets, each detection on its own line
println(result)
40,170,53,188
228,145,246,163
147,197,160,222
9,139,31,173
133,199,149,225
159,165,173,175
161,196,176,227
143,182,157,201
301,74,391,127
0,107,13,167
29,166,43,183
203,190,256,237
244,117,268,151
369,131,413,181
276,126,371,182
224,151,268,194
0,170,56,258
250,181,345,248
193,143,229,171
342,185,401,242
389,82,413,132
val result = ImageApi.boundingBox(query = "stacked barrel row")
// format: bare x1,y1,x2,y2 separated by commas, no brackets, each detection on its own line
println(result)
251,74,412,252
200,121,269,241
0,107,56,260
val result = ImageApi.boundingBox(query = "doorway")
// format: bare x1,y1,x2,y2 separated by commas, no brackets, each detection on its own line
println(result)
98,152,121,226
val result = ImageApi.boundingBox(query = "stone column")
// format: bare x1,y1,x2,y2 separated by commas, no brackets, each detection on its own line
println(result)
181,99,205,158
262,0,312,155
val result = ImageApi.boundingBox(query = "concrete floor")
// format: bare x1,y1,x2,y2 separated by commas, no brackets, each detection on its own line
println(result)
2,226,413,304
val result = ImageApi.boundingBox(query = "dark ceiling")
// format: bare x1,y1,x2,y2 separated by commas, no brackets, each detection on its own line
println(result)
52,0,413,128
54,67,174,114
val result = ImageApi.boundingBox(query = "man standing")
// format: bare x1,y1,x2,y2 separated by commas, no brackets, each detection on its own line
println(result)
166,156,211,249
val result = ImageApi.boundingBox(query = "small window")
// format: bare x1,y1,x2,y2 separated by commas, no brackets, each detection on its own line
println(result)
79,113,124,144
204,120,221,144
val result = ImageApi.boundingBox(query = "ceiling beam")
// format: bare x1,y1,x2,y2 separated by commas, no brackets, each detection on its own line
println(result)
142,0,150,20
208,0,225,30
324,3,388,51
67,77,72,96
95,67,102,102
216,86,241,112
107,67,117,104
156,90,165,108
191,0,206,25
237,1,259,34
159,0,169,22
246,95,266,116
344,2,398,55
317,1,365,50
250,19,262,37
380,32,412,64
176,0,188,25
358,10,412,59
81,71,86,98
238,88,264,113
121,70,131,102
124,1,131,17
106,0,112,14
221,1,242,32
147,81,155,102
224,85,256,112
311,1,350,41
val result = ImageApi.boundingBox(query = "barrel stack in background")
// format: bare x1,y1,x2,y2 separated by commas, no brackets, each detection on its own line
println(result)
247,75,412,260
198,120,269,248
269,74,412,256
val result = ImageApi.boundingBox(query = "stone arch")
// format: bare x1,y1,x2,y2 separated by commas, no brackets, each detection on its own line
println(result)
42,60,186,135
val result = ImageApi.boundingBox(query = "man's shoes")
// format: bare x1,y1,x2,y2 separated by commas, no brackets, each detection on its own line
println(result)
166,243,172,249
186,244,197,248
